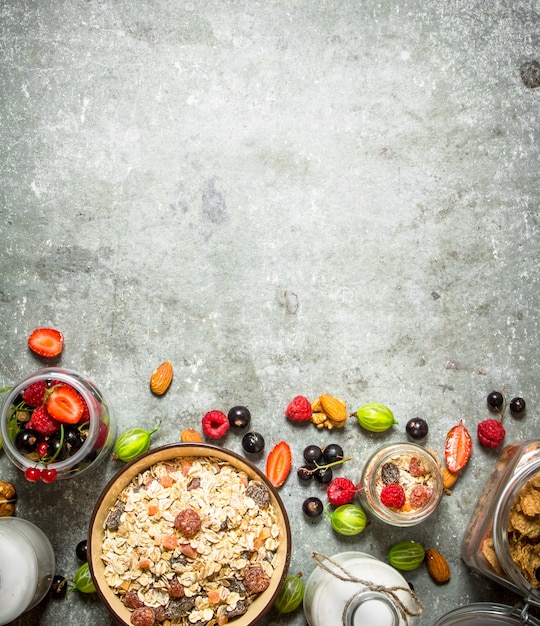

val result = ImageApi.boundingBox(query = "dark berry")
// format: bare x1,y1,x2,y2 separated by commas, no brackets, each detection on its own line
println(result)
322,443,343,464
64,426,84,451
241,431,265,454
297,465,314,482
313,466,333,484
76,539,88,561
302,496,324,517
509,397,526,415
405,417,429,441
487,391,504,411
14,429,39,454
47,436,69,461
303,445,323,464
50,574,68,598
227,406,251,429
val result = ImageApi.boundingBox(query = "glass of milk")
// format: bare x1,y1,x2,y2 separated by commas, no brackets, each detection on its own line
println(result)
0,517,55,625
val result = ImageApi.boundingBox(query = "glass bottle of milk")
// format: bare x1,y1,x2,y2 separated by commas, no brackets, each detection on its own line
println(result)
0,518,55,625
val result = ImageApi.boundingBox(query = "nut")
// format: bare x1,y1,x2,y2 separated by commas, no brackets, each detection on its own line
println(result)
425,548,451,584
180,428,203,443
149,361,173,395
0,480,16,517
443,468,459,492
319,394,348,423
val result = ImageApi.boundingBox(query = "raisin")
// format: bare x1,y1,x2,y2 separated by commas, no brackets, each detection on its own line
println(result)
187,477,201,491
123,591,144,609
130,606,156,626
225,578,247,595
226,600,250,618
381,462,400,484
153,606,167,623
174,508,201,537
243,565,271,594
245,481,271,507
168,576,185,599
105,501,125,531
166,597,196,620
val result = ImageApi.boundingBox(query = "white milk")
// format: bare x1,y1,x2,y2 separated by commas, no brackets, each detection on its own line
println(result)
0,518,55,625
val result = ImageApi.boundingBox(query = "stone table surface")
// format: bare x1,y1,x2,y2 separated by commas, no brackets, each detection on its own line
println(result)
1,1,539,624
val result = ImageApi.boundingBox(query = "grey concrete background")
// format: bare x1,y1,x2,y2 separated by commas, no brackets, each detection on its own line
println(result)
1,0,539,624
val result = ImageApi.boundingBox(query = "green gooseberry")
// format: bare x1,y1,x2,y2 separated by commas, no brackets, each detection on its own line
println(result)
114,422,161,462
273,573,305,614
325,504,367,536
69,562,96,594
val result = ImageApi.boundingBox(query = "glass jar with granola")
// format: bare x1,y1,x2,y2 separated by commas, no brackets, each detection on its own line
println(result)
461,440,540,610
359,443,444,527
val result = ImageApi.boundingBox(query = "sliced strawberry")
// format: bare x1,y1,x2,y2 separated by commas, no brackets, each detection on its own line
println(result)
265,441,292,488
444,419,472,473
46,384,84,424
28,328,64,358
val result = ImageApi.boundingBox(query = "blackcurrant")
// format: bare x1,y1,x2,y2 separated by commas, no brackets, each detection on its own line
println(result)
303,445,323,464
64,426,84,451
487,391,504,411
76,539,88,561
49,574,68,598
406,417,429,441
14,429,39,454
313,466,333,484
322,443,343,464
227,406,251,429
47,437,69,461
241,431,265,454
509,397,526,415
302,496,324,517
297,465,314,481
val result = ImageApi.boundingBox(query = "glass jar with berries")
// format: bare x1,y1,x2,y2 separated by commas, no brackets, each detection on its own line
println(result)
461,440,540,610
359,442,444,527
0,367,115,483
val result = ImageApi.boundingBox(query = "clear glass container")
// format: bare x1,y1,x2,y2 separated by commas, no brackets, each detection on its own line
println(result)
0,367,115,482
434,602,540,625
0,517,55,625
462,439,540,607
303,552,421,626
359,443,444,527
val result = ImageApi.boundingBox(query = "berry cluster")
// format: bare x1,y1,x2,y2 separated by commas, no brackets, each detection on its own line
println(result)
478,389,527,449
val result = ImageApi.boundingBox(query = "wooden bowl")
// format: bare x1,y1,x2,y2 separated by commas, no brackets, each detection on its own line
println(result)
88,443,291,626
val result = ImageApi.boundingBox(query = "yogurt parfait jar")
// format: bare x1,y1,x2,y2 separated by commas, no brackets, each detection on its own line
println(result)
0,517,55,625
304,551,422,626
462,440,540,612
0,367,115,483
359,443,444,527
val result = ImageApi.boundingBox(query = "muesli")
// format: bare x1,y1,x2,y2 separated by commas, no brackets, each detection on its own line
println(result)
100,456,281,625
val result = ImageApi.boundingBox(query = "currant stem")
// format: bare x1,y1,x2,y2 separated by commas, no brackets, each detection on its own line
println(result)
309,456,353,474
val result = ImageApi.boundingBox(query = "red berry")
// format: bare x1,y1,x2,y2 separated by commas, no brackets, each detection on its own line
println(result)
27,327,64,358
22,381,47,407
27,406,60,436
25,467,42,482
327,477,357,506
409,484,433,509
41,468,58,483
37,441,49,458
477,418,506,448
285,396,312,422
201,410,230,439
380,483,406,509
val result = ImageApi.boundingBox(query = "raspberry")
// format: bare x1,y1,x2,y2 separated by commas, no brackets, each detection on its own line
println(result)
285,396,312,422
380,483,406,509
477,418,506,448
22,381,47,407
327,477,357,506
27,406,60,436
201,410,230,439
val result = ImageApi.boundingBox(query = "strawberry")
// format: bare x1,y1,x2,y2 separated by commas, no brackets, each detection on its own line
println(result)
327,477,357,506
27,328,64,358
265,441,292,488
285,396,312,422
444,420,472,473
22,380,47,407
46,384,85,424
477,418,506,448
201,410,230,439
27,405,60,435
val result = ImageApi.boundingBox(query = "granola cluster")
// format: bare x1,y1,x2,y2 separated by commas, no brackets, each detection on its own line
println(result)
101,456,280,625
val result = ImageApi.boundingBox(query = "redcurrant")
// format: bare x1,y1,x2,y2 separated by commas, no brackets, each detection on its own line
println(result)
25,467,42,482
41,468,58,484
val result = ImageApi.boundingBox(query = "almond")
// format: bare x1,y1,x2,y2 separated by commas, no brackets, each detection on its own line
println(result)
149,361,173,395
443,468,459,492
180,428,203,443
425,548,451,584
319,394,348,422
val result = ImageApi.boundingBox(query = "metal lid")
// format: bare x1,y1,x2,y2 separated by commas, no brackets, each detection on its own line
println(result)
433,602,540,625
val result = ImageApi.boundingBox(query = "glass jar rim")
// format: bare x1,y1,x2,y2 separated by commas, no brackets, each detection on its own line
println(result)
434,601,540,625
0,367,102,471
493,457,540,604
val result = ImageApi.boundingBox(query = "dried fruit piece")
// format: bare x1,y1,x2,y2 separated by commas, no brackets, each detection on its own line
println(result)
180,428,203,443
319,394,348,423
149,361,173,395
444,420,472,473
265,441,292,488
285,396,312,422
477,418,506,448
425,547,451,584
28,327,64,358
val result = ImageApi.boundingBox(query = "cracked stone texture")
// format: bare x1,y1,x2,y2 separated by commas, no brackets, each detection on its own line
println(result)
1,0,539,624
